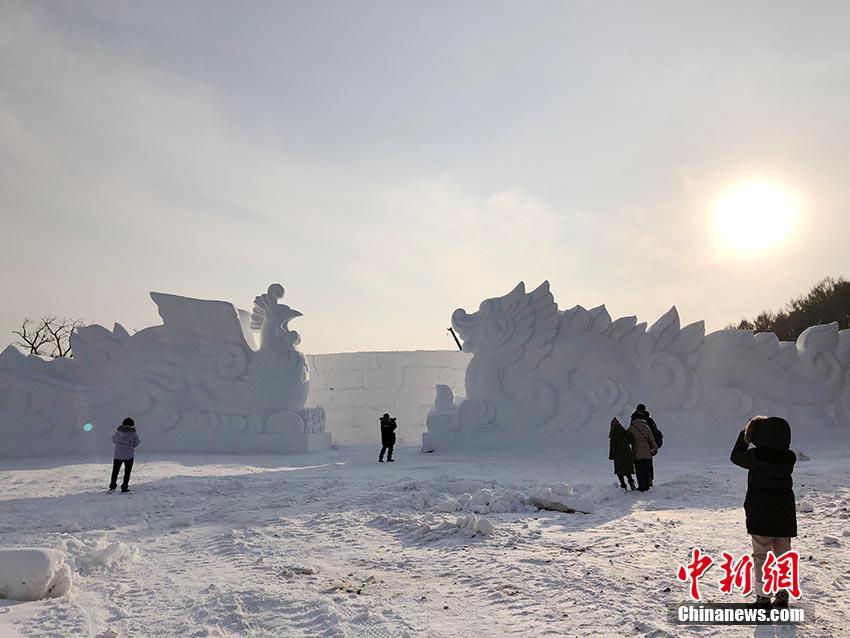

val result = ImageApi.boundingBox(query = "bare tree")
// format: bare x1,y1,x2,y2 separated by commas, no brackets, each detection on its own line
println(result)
43,316,85,358
12,316,85,358
12,317,51,355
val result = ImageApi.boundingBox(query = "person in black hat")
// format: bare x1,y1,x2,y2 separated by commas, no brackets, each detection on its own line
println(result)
378,413,397,462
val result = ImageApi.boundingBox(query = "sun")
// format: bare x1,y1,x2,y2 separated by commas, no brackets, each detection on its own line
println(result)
713,181,798,253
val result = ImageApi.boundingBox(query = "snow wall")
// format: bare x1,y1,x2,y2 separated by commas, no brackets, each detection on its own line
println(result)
306,351,470,446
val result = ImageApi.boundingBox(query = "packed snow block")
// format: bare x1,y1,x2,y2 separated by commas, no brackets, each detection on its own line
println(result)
437,367,466,386
375,351,443,369
305,351,469,445
362,367,403,390
401,366,443,388
323,369,364,391
529,484,593,514
308,352,380,374
0,548,72,601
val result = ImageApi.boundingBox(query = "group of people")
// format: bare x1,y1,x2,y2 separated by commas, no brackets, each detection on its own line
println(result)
608,403,664,491
109,402,796,608
608,404,798,608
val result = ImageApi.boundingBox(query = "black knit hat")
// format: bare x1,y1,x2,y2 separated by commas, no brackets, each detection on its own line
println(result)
636,403,647,412
122,417,135,426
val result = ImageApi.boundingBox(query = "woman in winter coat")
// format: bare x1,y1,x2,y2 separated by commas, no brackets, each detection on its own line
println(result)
632,404,663,487
109,417,140,492
730,416,797,609
609,418,636,490
628,415,658,492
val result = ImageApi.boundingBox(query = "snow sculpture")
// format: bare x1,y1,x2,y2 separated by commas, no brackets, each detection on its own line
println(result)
0,284,330,458
423,281,850,451
425,384,462,434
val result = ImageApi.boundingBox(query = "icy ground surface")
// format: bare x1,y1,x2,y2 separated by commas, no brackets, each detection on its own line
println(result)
1,446,848,637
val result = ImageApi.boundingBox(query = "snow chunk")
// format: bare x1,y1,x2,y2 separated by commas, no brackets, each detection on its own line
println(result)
59,536,140,574
460,514,495,536
369,512,496,542
409,478,528,514
529,485,593,514
798,501,814,513
79,542,140,573
400,477,592,516
823,536,841,547
0,548,72,601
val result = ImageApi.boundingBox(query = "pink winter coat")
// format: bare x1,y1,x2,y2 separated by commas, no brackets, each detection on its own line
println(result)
628,418,658,460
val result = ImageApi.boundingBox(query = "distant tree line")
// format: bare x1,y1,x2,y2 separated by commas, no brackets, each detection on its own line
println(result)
12,316,85,358
730,276,850,341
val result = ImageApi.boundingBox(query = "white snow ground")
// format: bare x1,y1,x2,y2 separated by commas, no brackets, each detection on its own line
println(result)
1,445,848,637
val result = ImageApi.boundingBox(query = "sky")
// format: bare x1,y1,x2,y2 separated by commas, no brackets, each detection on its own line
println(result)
1,1,849,354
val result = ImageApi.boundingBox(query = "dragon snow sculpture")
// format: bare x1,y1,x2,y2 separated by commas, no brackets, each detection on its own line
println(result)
0,284,328,457
425,281,850,444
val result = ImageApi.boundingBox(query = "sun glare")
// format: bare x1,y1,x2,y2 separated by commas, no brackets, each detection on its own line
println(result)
713,181,798,253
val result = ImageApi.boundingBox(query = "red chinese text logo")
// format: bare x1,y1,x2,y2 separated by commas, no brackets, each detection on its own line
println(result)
762,550,801,598
676,548,714,601
676,549,801,601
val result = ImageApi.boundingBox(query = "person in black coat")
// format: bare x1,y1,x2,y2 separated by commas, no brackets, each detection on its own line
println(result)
730,415,797,608
608,418,636,491
379,413,397,462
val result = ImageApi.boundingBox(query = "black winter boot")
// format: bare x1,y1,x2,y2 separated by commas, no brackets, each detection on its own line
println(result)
773,590,790,609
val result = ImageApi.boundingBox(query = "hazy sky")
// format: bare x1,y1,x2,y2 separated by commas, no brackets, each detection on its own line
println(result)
2,1,848,354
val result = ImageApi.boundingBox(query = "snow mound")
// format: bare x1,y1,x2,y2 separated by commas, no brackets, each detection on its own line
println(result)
399,477,594,515
369,512,496,542
414,486,528,514
59,536,140,574
404,477,529,514
798,500,814,513
529,484,593,514
0,548,72,601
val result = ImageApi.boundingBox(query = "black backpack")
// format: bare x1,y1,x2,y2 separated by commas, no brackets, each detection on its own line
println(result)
647,417,663,448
